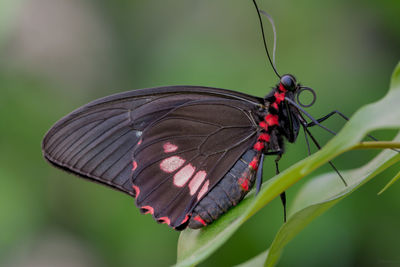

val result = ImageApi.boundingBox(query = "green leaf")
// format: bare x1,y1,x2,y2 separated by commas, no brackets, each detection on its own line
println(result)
263,141,400,267
235,250,269,267
175,62,400,267
377,170,400,195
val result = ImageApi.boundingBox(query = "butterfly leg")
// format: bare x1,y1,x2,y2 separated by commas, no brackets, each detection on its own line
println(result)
306,110,348,127
255,153,265,195
274,153,287,223
260,150,286,222
307,110,399,154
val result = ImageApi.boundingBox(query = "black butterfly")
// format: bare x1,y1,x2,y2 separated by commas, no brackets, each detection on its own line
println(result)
42,1,346,230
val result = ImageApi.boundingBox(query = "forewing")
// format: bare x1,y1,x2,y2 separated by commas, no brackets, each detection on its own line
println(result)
42,86,262,196
132,99,259,228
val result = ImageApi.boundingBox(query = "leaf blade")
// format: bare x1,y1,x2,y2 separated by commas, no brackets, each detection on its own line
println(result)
264,144,400,267
378,170,400,195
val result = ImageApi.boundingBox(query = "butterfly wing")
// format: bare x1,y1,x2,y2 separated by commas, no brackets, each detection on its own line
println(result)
132,99,260,228
42,86,262,197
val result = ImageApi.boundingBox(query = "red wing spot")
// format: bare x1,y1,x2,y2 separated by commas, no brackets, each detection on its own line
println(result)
132,185,140,198
181,214,190,224
193,215,207,226
253,141,264,151
258,133,270,142
272,102,278,110
274,92,285,104
140,205,154,215
259,121,268,131
163,142,178,153
160,156,185,173
265,114,279,126
158,216,171,225
249,157,259,170
174,164,196,187
279,83,287,92
189,170,207,195
132,161,137,171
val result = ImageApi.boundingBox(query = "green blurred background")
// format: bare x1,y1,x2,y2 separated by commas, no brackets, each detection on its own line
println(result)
1,0,399,266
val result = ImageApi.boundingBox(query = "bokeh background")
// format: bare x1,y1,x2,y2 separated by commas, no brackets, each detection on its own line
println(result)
1,0,399,266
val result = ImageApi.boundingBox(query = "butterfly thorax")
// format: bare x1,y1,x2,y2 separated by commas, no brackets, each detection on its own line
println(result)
252,83,300,154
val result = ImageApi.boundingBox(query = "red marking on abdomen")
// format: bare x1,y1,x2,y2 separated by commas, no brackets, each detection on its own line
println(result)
253,141,264,151
259,121,268,131
132,161,137,171
258,133,270,142
265,114,279,126
141,205,154,215
160,156,185,173
174,164,196,187
193,215,207,226
158,216,171,225
132,185,140,198
137,139,142,145
197,180,209,200
238,177,249,191
163,142,178,153
249,157,259,170
189,170,207,195
274,92,285,104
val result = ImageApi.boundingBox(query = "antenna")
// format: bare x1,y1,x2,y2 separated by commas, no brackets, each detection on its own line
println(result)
251,0,281,78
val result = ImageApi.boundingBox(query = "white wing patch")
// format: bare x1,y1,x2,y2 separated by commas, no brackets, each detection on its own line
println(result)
159,142,209,199
160,156,185,173
173,164,196,187
163,142,178,153
197,180,209,201
189,171,207,195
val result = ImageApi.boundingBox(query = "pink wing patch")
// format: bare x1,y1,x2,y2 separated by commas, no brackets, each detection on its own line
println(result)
132,185,140,198
132,160,138,171
174,164,196,187
180,214,190,225
197,180,209,200
188,171,207,195
158,216,171,225
160,156,185,173
163,142,178,153
141,205,154,215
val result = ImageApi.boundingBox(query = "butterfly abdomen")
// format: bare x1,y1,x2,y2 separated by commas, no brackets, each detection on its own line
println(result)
188,149,259,229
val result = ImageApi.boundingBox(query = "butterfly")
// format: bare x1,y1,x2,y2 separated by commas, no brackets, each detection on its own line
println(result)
42,0,345,230
42,75,345,230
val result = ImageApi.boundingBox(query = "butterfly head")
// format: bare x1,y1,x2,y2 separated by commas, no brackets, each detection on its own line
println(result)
278,74,317,109
270,74,317,143
280,74,297,92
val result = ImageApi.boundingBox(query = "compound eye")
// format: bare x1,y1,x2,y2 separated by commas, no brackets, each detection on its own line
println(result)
280,74,297,91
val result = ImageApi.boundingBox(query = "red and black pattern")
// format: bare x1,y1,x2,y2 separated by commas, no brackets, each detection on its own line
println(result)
42,75,311,230
188,148,260,229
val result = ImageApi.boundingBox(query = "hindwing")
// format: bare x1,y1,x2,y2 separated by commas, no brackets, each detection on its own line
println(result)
132,99,259,228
